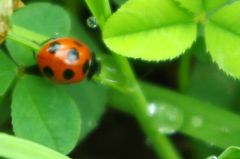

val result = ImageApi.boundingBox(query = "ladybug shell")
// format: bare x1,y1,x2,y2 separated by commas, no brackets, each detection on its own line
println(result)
37,38,92,84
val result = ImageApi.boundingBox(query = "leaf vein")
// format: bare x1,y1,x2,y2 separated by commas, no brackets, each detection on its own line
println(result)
105,22,194,38
24,86,59,151
209,19,240,37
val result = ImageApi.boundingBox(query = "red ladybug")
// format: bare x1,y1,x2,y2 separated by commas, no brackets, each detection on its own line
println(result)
37,37,99,84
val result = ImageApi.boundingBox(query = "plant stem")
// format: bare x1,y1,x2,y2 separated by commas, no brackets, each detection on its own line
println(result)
11,25,48,43
7,25,48,51
116,57,181,159
178,52,192,93
85,0,181,158
7,31,39,51
110,80,240,149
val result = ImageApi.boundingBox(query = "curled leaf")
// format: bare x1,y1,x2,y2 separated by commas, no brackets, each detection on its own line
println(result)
0,0,24,44
0,22,8,44
13,0,24,10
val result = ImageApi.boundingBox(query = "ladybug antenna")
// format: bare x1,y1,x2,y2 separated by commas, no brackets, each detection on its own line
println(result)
87,53,100,80
40,38,56,46
31,38,56,59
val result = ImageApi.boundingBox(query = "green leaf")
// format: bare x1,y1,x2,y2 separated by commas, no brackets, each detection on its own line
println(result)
6,2,71,67
5,39,36,67
186,59,240,158
59,81,108,140
188,61,240,107
11,75,81,154
110,81,240,148
143,82,240,148
174,0,202,13
204,0,229,11
0,133,70,159
219,146,240,159
205,1,240,78
0,51,17,97
174,0,229,13
112,0,127,6
12,3,71,37
103,0,197,61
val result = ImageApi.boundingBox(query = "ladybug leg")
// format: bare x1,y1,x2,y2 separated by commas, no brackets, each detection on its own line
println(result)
32,50,38,59
25,64,42,75
87,53,101,80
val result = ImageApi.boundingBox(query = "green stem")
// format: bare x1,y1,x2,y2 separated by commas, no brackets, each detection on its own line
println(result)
7,31,39,51
11,25,48,43
85,0,181,158
7,25,48,51
110,81,240,149
178,52,192,93
116,57,181,159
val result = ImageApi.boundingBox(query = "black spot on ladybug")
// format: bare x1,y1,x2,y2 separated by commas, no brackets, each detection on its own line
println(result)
63,69,75,80
74,40,83,47
83,60,90,74
67,48,79,62
43,66,54,78
48,42,61,54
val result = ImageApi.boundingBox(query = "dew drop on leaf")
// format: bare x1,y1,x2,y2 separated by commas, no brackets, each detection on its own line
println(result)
206,155,218,159
191,116,204,128
208,141,215,147
54,32,60,37
147,102,184,134
220,126,230,135
86,16,98,29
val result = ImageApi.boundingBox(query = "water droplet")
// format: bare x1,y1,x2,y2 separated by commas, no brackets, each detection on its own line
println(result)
86,16,98,28
54,32,59,37
191,116,203,128
206,155,218,159
220,126,230,134
148,102,183,134
208,141,215,147
148,103,157,116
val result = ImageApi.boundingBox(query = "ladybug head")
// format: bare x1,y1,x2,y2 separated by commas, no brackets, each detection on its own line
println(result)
86,53,100,80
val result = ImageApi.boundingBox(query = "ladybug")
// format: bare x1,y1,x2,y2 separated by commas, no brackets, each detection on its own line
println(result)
37,37,99,84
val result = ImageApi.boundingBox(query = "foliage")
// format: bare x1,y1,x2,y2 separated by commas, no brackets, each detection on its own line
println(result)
104,0,240,79
103,0,197,60
1,2,108,156
0,0,240,159
12,75,81,154
218,146,240,159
